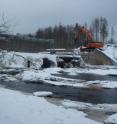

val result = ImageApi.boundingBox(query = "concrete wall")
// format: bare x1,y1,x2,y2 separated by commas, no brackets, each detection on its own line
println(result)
81,49,116,65
0,38,53,52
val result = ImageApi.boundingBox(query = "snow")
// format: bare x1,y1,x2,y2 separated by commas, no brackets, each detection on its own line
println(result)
1,49,117,90
62,100,93,110
20,68,87,88
62,100,117,113
33,91,53,97
0,87,101,124
20,67,62,81
64,67,117,76
86,80,117,89
21,67,116,82
0,47,117,124
0,50,57,69
102,45,117,63
21,70,51,81
104,113,117,124
19,67,117,89
43,79,85,87
46,80,117,89
43,67,62,74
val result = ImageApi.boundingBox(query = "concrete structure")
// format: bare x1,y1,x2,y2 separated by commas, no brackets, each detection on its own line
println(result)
81,49,117,65
0,34,54,52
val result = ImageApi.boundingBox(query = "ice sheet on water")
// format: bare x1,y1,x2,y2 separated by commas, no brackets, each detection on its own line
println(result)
33,91,53,97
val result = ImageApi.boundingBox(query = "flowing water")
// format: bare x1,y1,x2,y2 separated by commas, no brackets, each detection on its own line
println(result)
0,69,117,104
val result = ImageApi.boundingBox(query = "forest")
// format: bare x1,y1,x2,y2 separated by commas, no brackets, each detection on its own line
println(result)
35,17,113,48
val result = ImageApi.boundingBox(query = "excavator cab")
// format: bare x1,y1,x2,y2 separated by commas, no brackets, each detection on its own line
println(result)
74,26,104,51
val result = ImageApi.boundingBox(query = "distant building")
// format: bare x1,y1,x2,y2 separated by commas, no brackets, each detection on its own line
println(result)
0,34,54,52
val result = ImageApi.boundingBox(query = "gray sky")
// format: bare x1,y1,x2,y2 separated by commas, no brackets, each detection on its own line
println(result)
0,0,116,34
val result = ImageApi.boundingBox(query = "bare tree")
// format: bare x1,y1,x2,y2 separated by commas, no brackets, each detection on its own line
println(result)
74,23,80,31
90,18,100,41
99,17,108,43
110,26,115,44
0,13,10,34
84,22,88,29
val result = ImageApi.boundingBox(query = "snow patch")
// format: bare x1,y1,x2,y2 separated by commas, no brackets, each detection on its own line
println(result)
64,67,117,76
33,91,53,97
20,68,117,89
62,100,117,113
103,45,117,63
105,113,117,124
0,51,57,69
86,80,117,89
20,68,62,81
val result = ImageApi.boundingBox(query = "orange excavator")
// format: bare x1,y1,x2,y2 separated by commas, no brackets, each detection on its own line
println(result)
74,26,104,51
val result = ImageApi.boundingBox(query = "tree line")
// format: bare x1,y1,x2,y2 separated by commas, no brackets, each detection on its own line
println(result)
36,17,116,48
36,24,74,48
90,17,108,43
0,15,115,49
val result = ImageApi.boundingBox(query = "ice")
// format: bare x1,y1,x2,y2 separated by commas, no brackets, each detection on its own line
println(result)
64,67,117,76
86,80,117,89
62,100,117,113
21,67,62,81
104,113,117,124
20,67,117,89
33,91,53,97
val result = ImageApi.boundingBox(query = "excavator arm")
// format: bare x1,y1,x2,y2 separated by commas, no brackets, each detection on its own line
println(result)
74,26,104,51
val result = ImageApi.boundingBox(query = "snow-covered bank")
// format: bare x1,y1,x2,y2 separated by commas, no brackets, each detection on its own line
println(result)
103,45,117,63
62,100,117,123
62,100,117,113
104,113,117,124
0,51,57,69
0,87,101,124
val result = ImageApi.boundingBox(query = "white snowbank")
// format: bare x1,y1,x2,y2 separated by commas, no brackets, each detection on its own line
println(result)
44,80,85,87
21,67,62,81
33,91,53,97
0,51,57,69
20,68,87,88
45,80,117,89
62,100,117,112
21,70,52,81
103,45,117,63
105,113,117,124
20,67,117,89
0,87,101,124
62,100,93,110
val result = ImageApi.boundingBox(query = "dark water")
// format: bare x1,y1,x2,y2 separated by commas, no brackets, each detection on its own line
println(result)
0,69,23,75
0,79,117,104
54,72,117,81
0,69,117,104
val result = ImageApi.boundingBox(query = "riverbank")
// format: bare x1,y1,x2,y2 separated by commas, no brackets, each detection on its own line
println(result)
0,87,101,124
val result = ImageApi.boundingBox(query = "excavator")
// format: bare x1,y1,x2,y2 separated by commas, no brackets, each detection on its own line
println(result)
74,26,104,51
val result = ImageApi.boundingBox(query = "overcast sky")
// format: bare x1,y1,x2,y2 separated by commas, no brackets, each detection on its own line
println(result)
0,0,116,34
